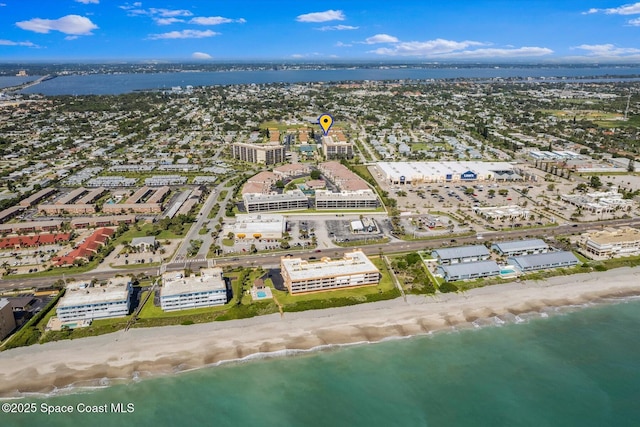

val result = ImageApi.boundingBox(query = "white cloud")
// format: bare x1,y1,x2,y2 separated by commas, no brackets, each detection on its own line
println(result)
575,43,640,56
317,25,358,31
149,8,192,17
122,6,192,18
296,9,345,23
439,46,554,59
148,29,219,40
335,41,352,47
119,2,141,10
190,16,246,25
584,2,640,25
367,37,552,59
16,15,98,35
369,38,483,55
75,0,99,4
155,17,184,25
290,52,322,58
192,51,212,59
584,2,640,16
0,39,37,47
364,34,399,44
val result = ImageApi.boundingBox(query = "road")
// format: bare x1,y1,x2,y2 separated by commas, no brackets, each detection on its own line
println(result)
2,216,639,291
171,177,233,262
3,74,53,93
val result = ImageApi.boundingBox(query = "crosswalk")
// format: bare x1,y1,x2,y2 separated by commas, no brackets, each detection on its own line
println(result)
170,256,208,265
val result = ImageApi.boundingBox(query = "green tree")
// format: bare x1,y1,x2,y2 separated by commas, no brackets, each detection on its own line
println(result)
589,175,602,189
310,169,321,180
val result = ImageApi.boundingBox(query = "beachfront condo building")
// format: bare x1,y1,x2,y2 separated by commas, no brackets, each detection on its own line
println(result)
0,298,17,340
580,227,640,259
280,250,380,294
56,278,133,324
160,268,227,311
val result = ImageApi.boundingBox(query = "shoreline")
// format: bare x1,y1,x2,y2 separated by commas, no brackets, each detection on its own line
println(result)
1,267,639,398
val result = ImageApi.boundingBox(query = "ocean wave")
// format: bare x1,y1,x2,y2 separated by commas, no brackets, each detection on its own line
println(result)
4,293,640,401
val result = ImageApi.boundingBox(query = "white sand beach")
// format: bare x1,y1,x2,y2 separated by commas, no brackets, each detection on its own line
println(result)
1,267,639,397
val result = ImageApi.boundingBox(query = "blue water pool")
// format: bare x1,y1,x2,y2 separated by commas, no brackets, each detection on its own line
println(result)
257,291,267,298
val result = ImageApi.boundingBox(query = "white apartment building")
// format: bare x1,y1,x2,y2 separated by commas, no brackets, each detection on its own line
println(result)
56,278,133,323
281,250,380,294
160,268,227,311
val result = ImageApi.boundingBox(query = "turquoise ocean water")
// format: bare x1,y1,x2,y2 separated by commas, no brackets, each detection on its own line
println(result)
3,299,640,427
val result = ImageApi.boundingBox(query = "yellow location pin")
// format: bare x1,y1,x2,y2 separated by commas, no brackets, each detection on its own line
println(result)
318,113,334,136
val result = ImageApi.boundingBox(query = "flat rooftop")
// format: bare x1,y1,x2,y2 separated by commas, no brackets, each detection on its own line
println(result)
282,251,379,281
587,227,640,245
161,268,226,297
59,278,131,308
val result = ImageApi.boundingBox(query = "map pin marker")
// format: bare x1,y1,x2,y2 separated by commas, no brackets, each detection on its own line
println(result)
318,113,334,136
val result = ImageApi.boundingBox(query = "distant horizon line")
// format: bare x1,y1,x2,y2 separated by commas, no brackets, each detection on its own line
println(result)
2,59,640,66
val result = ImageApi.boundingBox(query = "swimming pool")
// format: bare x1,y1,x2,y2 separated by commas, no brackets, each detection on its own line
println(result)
257,291,267,298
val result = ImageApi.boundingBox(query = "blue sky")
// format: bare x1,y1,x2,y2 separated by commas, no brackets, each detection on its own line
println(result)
1,0,640,62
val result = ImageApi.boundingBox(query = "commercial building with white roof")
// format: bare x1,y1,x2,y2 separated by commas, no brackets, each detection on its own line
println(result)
230,213,285,240
474,205,531,221
160,268,227,311
376,161,519,185
281,250,380,294
56,277,133,323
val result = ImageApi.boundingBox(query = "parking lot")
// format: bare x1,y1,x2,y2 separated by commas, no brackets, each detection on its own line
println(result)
0,244,67,274
373,162,596,232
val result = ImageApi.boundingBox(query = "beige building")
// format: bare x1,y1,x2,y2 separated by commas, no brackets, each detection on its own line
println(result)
281,250,380,294
232,142,285,165
0,298,17,340
321,135,353,159
160,268,227,311
581,227,640,259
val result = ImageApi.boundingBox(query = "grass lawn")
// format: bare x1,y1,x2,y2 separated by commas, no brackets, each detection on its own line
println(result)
270,256,396,308
334,237,390,247
137,291,230,319
595,115,640,128
121,223,190,240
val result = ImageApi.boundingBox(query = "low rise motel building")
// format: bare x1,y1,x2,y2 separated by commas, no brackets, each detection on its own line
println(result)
160,268,227,311
280,250,380,294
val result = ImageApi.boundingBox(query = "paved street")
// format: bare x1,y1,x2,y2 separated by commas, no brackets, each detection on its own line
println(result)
3,217,640,291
